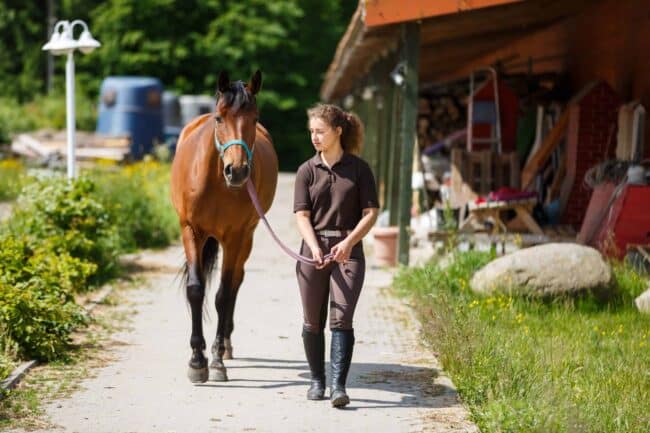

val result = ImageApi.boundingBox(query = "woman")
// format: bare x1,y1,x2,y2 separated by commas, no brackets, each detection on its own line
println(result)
294,103,379,407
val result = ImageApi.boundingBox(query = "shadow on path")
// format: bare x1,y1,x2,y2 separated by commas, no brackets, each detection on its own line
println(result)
196,357,457,410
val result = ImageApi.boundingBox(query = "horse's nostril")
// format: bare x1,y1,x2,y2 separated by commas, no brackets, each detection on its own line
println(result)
224,164,233,178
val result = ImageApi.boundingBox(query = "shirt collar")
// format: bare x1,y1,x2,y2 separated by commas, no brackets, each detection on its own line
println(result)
312,152,353,168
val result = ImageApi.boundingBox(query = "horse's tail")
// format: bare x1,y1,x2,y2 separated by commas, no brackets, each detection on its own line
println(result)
178,237,220,312
200,237,220,290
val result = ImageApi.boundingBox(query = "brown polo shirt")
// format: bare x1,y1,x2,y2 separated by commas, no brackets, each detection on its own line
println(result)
293,152,379,231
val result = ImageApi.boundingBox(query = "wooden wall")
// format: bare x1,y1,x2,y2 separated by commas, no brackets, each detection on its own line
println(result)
566,0,650,155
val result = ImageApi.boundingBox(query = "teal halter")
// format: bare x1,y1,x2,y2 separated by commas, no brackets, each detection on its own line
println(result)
213,125,254,164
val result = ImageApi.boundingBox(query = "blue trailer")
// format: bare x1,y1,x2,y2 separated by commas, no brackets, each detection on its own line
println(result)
96,76,163,159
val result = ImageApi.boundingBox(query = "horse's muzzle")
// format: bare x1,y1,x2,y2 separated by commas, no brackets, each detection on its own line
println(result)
224,163,250,188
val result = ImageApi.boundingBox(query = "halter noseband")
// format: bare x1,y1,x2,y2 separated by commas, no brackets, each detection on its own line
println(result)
214,124,254,165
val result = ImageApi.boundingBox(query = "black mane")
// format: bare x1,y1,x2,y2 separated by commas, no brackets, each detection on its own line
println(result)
217,81,255,112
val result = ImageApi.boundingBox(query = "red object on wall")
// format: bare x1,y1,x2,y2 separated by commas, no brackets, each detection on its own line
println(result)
469,78,518,153
562,81,621,228
586,184,650,258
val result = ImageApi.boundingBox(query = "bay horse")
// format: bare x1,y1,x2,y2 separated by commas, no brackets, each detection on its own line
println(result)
170,70,278,383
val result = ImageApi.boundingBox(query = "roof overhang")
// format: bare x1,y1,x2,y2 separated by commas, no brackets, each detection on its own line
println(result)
319,6,400,103
321,0,593,101
364,0,521,27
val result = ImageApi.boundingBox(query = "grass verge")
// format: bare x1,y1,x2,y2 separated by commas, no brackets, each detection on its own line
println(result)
394,250,650,433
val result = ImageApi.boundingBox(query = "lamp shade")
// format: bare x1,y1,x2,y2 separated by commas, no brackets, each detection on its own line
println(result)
77,30,101,54
42,30,78,55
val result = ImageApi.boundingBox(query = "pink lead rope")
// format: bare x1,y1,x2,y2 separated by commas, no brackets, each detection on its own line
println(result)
246,179,333,266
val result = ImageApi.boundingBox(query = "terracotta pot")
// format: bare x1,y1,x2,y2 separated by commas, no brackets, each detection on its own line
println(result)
372,226,399,267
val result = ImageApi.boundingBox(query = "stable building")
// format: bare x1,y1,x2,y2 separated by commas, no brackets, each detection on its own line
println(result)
321,0,650,265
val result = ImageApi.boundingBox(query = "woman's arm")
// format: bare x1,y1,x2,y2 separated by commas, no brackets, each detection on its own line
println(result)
295,210,326,268
330,207,379,263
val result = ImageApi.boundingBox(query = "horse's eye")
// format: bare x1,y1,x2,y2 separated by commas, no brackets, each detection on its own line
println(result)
214,115,223,123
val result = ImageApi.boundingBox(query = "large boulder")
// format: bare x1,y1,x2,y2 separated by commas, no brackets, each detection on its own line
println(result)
470,243,612,297
636,288,650,313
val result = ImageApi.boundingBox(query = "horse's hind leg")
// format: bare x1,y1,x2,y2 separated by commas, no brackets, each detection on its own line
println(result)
182,225,209,383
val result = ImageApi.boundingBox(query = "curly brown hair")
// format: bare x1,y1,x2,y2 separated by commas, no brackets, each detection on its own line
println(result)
307,103,364,155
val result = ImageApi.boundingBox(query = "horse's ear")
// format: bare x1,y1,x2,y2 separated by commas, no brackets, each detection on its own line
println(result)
248,70,262,95
217,71,230,94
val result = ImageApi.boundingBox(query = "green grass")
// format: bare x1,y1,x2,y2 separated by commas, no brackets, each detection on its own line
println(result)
394,251,650,433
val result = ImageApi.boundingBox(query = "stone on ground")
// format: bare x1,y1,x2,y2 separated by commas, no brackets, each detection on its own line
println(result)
635,288,650,313
470,243,612,297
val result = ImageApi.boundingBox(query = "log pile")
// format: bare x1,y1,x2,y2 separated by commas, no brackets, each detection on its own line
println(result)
417,92,467,152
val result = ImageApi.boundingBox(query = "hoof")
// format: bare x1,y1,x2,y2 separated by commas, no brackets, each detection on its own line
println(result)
209,366,228,381
187,366,209,383
223,340,233,360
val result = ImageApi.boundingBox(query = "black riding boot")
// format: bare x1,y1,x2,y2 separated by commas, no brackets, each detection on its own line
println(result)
302,328,325,400
330,329,354,407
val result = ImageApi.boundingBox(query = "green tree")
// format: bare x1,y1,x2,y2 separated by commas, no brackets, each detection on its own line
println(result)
1,0,355,169
84,0,354,168
0,1,47,101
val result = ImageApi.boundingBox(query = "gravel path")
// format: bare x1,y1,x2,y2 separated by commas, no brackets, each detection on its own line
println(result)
7,173,476,433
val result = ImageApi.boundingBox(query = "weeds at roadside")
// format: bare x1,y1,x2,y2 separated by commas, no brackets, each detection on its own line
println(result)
394,251,650,433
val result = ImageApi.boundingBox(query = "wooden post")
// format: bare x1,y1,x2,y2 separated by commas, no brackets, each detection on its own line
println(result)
387,83,401,227
375,86,386,207
364,80,379,180
376,58,393,209
397,22,420,266
379,75,394,210
358,99,368,157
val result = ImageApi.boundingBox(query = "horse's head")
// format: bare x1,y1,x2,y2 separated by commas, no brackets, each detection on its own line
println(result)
214,70,262,188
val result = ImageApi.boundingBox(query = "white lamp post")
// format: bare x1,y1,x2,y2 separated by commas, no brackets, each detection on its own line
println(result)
42,20,100,179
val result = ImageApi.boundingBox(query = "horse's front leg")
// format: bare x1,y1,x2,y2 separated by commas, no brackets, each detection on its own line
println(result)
182,226,208,383
210,268,232,382
210,234,252,381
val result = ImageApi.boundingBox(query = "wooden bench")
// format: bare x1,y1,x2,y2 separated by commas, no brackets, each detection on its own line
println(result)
459,197,543,235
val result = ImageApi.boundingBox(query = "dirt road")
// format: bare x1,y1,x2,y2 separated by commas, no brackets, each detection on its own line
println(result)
8,173,476,433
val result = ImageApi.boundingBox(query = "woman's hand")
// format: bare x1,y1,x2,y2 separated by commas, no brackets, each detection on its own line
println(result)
295,211,328,269
330,239,352,264
310,244,328,269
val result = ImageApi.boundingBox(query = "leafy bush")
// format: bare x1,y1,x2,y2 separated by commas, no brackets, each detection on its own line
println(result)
0,159,28,202
8,176,120,286
22,91,96,132
0,163,178,365
0,339,16,383
90,161,179,251
0,92,96,145
0,100,36,145
0,234,89,361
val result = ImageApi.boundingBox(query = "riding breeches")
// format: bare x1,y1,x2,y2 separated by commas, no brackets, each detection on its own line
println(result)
295,237,365,333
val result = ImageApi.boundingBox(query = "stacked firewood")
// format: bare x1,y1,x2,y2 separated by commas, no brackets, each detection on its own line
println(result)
417,93,467,153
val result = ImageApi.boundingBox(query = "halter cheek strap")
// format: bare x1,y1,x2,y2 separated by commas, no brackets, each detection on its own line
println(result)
214,126,254,164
